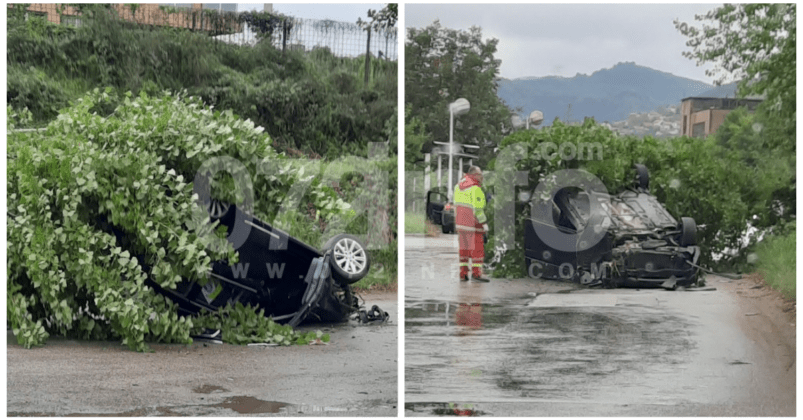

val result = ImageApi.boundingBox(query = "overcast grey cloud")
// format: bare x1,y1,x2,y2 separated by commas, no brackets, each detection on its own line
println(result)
407,4,726,84
239,3,384,23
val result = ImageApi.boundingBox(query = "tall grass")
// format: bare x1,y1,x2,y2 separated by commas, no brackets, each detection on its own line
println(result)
405,211,426,234
754,232,795,299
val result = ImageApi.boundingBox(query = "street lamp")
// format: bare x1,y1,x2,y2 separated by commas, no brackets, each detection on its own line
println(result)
448,98,470,200
526,110,544,129
512,110,544,130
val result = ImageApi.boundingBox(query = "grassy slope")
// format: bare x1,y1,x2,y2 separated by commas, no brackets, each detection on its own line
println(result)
754,233,796,299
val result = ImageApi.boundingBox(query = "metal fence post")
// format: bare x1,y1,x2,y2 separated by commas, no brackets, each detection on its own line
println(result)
424,153,431,192
437,155,442,192
364,27,371,87
413,178,417,213
282,19,287,52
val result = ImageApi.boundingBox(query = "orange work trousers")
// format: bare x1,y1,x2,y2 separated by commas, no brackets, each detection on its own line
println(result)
457,223,484,278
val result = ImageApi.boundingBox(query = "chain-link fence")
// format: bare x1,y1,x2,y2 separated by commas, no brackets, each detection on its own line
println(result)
13,4,397,61
215,17,397,61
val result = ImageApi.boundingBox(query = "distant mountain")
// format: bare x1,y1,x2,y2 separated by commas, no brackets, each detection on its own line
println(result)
696,81,740,98
694,81,764,100
497,62,713,125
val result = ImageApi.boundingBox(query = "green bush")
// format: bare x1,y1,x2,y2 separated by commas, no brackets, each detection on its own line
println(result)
6,66,86,123
7,90,381,351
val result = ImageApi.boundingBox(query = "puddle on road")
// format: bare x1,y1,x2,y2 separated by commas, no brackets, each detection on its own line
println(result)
214,396,351,415
406,295,695,405
214,396,289,414
14,398,382,417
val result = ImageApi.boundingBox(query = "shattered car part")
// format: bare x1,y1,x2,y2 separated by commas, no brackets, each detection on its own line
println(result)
149,203,368,327
355,305,390,324
192,329,224,344
524,165,701,289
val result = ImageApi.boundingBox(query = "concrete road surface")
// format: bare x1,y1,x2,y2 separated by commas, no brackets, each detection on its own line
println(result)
7,293,397,417
405,234,795,416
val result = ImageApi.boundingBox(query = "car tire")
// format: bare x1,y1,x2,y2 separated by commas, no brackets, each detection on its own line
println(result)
206,199,232,221
634,164,649,191
322,234,370,285
679,217,697,246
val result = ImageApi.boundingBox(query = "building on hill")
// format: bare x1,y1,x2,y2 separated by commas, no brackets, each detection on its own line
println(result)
680,97,763,138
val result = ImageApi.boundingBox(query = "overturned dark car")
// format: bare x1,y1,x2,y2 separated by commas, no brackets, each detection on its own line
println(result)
523,165,700,290
148,201,371,327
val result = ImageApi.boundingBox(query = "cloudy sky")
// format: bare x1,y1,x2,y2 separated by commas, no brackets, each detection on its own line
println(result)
406,4,726,84
238,3,384,23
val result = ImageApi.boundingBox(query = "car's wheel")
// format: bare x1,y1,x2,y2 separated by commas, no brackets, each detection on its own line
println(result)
634,164,649,191
206,199,231,220
679,217,697,246
323,234,370,284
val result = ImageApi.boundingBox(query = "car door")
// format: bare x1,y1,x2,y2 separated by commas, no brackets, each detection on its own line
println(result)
426,190,448,225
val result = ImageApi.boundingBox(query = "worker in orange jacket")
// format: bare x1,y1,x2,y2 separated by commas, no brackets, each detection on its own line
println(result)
453,166,489,282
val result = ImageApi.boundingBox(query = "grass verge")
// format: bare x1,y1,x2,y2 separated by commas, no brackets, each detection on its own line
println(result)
754,232,795,299
352,265,396,292
405,211,426,234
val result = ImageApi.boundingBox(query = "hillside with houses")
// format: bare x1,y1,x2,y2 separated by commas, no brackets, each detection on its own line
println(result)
600,105,681,138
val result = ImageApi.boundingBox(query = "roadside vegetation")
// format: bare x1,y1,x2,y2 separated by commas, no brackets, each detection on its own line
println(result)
676,4,795,295
7,5,397,351
8,92,349,351
754,230,796,299
405,212,426,234
8,4,397,158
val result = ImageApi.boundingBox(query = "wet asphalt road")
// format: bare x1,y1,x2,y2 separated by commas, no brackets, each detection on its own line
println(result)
7,294,397,417
405,234,795,416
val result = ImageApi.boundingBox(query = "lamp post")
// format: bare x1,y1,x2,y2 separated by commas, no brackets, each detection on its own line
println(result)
448,98,470,200
512,110,544,130
526,110,544,129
